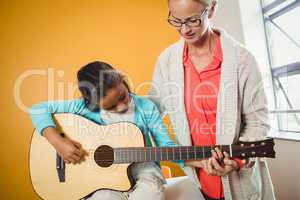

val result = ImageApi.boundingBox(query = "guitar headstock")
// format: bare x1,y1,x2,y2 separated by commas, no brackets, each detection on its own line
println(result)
232,138,276,159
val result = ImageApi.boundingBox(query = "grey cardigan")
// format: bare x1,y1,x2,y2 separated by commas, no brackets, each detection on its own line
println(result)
148,29,276,200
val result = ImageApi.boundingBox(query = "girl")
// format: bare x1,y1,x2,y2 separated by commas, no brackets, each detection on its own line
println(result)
30,61,183,200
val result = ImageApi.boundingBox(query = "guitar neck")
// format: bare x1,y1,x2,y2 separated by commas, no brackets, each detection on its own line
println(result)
113,145,231,163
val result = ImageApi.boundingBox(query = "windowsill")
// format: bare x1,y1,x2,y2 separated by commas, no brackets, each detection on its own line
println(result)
269,129,300,141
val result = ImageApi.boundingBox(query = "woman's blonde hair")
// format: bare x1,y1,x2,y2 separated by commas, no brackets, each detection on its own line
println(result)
168,0,215,7
194,0,213,6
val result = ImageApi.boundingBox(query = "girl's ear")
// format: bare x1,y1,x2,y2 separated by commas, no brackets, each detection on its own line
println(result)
208,0,218,19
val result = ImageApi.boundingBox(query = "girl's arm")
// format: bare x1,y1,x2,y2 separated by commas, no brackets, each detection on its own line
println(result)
29,98,87,135
29,98,88,164
144,99,184,168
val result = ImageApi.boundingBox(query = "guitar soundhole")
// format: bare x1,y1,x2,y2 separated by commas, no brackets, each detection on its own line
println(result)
94,145,114,168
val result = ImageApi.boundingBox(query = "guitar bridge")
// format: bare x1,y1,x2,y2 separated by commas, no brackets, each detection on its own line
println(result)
56,153,65,182
56,133,65,182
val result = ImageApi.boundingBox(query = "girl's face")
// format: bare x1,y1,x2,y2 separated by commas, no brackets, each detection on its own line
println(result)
168,0,213,45
98,82,131,113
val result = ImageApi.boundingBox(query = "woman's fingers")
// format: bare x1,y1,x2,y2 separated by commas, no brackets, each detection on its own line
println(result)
223,152,239,170
223,158,235,166
211,157,223,172
214,148,224,162
207,158,217,175
211,149,219,159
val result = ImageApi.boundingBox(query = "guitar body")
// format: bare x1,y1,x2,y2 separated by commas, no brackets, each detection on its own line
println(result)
29,114,145,200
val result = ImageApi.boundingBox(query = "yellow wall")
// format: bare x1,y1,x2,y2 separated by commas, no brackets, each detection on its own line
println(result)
0,0,185,199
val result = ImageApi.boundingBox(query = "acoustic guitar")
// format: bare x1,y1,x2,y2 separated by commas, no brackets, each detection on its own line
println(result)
29,114,275,200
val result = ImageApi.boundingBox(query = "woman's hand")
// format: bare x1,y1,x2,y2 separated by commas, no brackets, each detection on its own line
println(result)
206,148,239,176
43,127,87,164
185,148,243,176
185,159,208,169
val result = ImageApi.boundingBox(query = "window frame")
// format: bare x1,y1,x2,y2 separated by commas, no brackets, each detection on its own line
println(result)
260,0,300,140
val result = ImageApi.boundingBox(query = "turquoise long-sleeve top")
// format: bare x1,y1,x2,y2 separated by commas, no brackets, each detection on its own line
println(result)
29,93,183,167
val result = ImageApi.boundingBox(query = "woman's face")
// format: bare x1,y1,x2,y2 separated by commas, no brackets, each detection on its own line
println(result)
168,0,212,44
98,82,131,113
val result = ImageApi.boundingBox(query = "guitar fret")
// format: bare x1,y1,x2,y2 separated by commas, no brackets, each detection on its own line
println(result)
122,149,125,163
179,148,182,160
139,149,141,162
115,149,118,163
173,147,175,160
166,148,169,160
186,146,188,160
124,149,126,163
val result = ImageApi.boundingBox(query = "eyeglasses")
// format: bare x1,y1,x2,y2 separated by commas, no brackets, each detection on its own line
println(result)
167,8,208,28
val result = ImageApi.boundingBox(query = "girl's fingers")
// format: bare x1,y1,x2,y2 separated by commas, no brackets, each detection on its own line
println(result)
73,141,82,149
70,154,81,163
64,159,71,164
73,148,82,157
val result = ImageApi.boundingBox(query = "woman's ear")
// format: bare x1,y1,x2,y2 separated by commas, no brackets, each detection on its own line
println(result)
208,0,218,19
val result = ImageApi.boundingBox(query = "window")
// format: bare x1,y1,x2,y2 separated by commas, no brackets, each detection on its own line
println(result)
261,0,300,139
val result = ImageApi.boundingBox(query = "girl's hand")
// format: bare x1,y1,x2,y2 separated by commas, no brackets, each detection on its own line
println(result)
54,137,86,164
43,127,87,164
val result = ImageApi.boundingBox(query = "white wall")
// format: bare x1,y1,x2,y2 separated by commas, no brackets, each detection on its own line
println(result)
213,0,245,43
269,140,300,199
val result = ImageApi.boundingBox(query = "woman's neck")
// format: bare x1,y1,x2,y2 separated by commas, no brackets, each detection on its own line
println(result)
187,28,216,55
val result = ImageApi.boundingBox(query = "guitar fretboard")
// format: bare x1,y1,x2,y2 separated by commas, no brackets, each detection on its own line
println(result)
113,145,231,163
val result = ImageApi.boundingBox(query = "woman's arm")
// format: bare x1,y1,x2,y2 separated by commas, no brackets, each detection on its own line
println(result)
238,52,270,139
148,56,167,116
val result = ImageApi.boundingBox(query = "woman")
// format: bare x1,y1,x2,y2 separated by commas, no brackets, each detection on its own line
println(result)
30,61,183,200
148,0,275,199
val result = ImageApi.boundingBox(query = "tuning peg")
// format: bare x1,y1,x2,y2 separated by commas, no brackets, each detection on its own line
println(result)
239,136,267,142
259,158,266,162
239,137,248,142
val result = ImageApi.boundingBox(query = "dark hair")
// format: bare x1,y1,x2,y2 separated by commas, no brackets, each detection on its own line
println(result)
77,61,129,111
